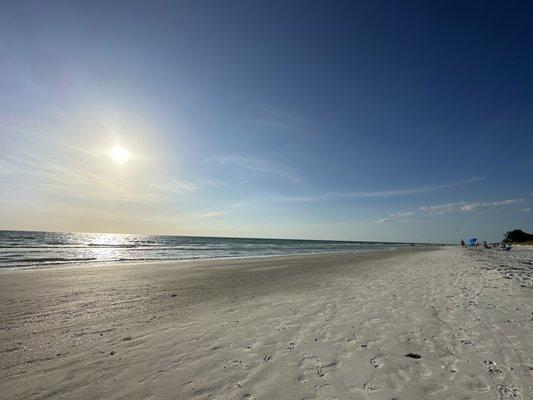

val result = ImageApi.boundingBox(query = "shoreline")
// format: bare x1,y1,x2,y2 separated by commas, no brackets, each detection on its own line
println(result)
0,245,438,272
1,246,531,399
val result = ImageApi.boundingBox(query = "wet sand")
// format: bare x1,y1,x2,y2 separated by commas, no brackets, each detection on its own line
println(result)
1,247,531,399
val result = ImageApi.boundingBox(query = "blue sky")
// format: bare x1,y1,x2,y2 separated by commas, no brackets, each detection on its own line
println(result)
1,1,532,242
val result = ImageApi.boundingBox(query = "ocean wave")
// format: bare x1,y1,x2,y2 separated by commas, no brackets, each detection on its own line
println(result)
0,230,409,269
1,257,97,265
87,243,139,248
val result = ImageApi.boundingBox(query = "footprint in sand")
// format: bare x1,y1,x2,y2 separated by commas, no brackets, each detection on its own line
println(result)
364,357,432,393
370,355,384,368
460,374,490,392
297,356,339,382
314,383,336,396
424,382,447,395
364,371,407,392
298,355,321,382
347,386,371,400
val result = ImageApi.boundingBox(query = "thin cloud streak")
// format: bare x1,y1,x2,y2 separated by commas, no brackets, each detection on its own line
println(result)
0,150,201,203
375,196,526,222
336,177,486,199
253,104,315,134
189,211,227,219
207,155,304,184
421,198,525,214
374,210,416,223
390,211,415,217
271,196,313,203
228,202,248,208
273,177,486,203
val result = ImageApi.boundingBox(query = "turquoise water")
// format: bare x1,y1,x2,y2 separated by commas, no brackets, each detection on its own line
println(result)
0,230,416,268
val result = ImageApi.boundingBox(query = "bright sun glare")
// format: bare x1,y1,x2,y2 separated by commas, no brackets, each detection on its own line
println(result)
108,145,130,164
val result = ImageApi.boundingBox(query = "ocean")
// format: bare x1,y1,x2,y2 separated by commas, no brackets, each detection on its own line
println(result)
0,230,415,269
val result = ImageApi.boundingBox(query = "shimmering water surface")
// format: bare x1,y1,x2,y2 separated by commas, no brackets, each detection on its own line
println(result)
0,230,417,268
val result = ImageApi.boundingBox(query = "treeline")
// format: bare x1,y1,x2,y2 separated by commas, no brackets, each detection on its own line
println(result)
503,229,533,243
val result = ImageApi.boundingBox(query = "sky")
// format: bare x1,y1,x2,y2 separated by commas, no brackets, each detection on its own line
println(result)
0,0,532,243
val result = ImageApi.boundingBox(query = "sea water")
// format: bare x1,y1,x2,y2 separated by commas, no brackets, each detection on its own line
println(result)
0,230,415,268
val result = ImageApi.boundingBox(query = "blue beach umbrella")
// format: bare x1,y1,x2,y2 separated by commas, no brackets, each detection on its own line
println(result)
467,238,478,246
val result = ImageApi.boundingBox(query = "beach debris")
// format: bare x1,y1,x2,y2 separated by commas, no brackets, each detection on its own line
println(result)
405,353,421,359
284,342,295,352
482,360,502,374
496,383,520,398
370,355,383,368
122,336,132,341
109,350,116,356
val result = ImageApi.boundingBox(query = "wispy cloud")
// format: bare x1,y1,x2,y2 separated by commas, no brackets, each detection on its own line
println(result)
272,177,485,202
375,196,525,222
374,210,415,223
189,211,227,219
390,211,415,218
517,207,531,213
335,177,485,198
254,104,314,134
207,155,304,183
189,201,249,219
0,150,200,203
421,198,525,214
228,202,248,208
271,195,313,203
149,176,201,196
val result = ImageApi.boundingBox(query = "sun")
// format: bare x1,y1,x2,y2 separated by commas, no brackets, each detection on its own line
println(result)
108,145,130,164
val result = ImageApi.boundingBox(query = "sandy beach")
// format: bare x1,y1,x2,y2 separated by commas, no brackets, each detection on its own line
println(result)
1,246,532,400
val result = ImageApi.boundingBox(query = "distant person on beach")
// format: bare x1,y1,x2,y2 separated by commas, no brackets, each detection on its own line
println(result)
460,240,465,247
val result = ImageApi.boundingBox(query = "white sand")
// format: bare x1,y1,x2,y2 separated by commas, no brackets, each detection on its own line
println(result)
1,247,532,399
